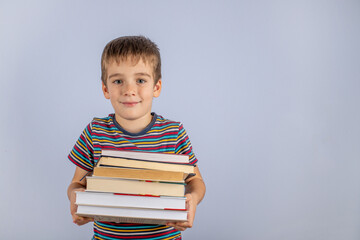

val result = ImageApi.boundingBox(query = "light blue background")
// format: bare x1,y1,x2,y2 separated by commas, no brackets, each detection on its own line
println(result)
1,0,359,239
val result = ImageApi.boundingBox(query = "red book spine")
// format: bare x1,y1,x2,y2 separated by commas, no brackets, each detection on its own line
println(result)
164,208,187,211
113,193,160,198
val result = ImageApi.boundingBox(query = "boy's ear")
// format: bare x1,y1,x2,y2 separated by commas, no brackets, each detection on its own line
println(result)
102,82,110,99
153,79,162,98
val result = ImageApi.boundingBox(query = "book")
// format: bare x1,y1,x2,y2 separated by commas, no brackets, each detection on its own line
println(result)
76,191,186,210
93,166,189,182
98,156,194,174
86,176,185,197
77,150,192,224
76,204,188,225
101,149,190,164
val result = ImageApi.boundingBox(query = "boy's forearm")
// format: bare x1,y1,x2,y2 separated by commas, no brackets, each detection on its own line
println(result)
185,178,206,205
67,182,86,200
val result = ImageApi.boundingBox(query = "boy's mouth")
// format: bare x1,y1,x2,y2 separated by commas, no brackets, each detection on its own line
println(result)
121,101,139,107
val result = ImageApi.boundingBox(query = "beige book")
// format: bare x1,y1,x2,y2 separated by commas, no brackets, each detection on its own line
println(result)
93,166,188,182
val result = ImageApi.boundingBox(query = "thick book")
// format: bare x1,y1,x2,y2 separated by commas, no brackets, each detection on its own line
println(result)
101,149,190,164
98,157,194,174
76,191,186,210
86,176,185,197
93,166,189,182
76,205,188,225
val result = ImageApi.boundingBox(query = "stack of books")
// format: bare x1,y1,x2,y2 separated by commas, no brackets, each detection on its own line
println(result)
75,149,195,224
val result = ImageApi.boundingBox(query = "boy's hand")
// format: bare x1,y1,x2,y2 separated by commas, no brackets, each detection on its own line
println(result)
69,187,94,226
166,166,206,231
166,193,196,231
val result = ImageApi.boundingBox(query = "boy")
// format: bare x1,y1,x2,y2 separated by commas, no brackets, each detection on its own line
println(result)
67,36,206,239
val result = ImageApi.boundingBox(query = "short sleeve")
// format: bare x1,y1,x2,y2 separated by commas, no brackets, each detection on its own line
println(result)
68,122,94,171
175,123,198,165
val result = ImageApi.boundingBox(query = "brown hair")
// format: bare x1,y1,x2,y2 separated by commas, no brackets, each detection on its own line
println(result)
101,36,161,86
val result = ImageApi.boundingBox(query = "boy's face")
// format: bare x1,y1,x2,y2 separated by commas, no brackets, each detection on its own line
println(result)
102,58,161,129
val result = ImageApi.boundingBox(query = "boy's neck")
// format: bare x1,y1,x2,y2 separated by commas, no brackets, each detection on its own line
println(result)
114,113,153,134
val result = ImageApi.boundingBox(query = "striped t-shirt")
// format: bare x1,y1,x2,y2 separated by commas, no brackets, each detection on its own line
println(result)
68,113,198,240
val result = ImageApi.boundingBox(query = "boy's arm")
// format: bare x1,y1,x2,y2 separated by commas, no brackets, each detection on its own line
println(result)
167,165,206,231
67,166,94,226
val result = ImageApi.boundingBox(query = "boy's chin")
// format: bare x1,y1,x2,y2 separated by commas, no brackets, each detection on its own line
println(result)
115,112,152,122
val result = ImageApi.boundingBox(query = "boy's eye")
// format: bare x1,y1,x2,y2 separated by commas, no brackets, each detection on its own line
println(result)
113,80,123,84
137,79,146,84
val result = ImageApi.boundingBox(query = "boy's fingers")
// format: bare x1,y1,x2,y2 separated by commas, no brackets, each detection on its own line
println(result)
72,215,82,223
166,194,196,231
176,222,192,229
173,224,187,231
85,217,94,222
73,216,94,226
167,221,192,231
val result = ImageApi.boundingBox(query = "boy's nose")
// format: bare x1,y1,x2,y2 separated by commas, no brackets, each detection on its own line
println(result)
123,83,136,96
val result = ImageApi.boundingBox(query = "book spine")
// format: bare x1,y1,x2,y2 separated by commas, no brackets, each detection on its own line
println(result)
113,193,160,198
164,208,187,211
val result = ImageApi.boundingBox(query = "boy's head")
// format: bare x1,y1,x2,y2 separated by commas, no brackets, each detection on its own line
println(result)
101,36,161,86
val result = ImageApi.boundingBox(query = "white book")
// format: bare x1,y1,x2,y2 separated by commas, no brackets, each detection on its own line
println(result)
76,191,186,210
76,205,188,225
101,149,190,164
